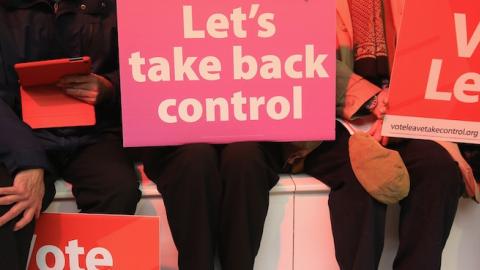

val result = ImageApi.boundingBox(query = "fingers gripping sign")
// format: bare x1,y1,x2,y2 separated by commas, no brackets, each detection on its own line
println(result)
367,89,390,145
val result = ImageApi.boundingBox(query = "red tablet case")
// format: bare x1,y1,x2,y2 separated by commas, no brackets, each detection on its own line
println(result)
15,57,96,129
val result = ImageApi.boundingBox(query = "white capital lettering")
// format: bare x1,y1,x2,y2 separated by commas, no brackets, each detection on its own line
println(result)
424,59,452,101
183,6,205,38
454,13,480,58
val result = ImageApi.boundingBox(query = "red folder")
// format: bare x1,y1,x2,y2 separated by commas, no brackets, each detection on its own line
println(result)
15,57,96,129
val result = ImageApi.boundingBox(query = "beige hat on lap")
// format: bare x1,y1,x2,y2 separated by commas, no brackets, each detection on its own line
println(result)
349,132,410,204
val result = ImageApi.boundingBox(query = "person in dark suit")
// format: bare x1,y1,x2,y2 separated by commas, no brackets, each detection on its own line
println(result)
0,1,139,268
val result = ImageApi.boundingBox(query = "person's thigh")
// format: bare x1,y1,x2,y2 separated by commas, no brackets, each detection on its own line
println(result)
220,142,281,189
304,125,387,270
391,140,463,270
142,144,220,190
0,165,21,269
304,123,355,188
143,143,221,270
216,142,281,270
393,139,463,197
61,133,140,214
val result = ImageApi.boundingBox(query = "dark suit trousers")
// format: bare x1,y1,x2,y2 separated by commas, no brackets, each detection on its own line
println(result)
143,142,281,270
304,123,463,270
48,133,140,215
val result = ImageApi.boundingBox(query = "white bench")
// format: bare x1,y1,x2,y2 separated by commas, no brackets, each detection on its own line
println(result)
46,175,480,270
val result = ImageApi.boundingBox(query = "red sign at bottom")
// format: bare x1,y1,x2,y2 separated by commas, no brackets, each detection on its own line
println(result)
28,213,160,270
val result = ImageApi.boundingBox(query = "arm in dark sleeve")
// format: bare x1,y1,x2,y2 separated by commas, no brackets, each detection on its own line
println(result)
0,5,51,175
96,19,121,107
100,69,120,106
0,95,50,175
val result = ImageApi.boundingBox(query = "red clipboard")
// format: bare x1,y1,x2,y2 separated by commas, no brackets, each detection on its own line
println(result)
15,57,96,129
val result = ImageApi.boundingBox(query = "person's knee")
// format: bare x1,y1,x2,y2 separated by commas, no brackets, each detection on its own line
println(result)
410,141,463,195
173,144,219,182
115,178,141,202
221,142,278,190
167,144,220,192
222,142,265,169
176,143,218,168
101,170,141,214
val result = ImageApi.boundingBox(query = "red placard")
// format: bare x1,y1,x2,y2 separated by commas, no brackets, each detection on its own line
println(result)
382,0,480,143
27,213,160,270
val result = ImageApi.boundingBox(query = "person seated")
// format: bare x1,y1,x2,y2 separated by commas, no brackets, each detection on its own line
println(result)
0,1,139,269
285,0,468,269
142,142,282,270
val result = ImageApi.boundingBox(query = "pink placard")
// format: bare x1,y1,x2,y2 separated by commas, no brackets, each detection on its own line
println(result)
118,0,335,146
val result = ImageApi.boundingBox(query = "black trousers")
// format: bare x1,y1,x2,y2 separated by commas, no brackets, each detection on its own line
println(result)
48,133,140,214
143,142,281,270
304,124,464,270
0,133,140,270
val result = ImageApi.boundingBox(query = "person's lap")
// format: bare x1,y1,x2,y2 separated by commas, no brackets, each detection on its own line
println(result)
304,123,463,269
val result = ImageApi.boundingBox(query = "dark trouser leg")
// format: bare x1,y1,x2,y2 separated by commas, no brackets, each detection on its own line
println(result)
304,124,386,270
0,165,55,270
218,142,280,270
61,133,140,214
393,140,463,270
143,144,221,270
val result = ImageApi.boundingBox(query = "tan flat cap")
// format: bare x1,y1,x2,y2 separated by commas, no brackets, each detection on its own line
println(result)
349,132,410,204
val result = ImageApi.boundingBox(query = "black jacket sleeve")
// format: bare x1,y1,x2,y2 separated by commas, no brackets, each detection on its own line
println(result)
101,69,120,106
0,10,50,174
0,98,50,174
